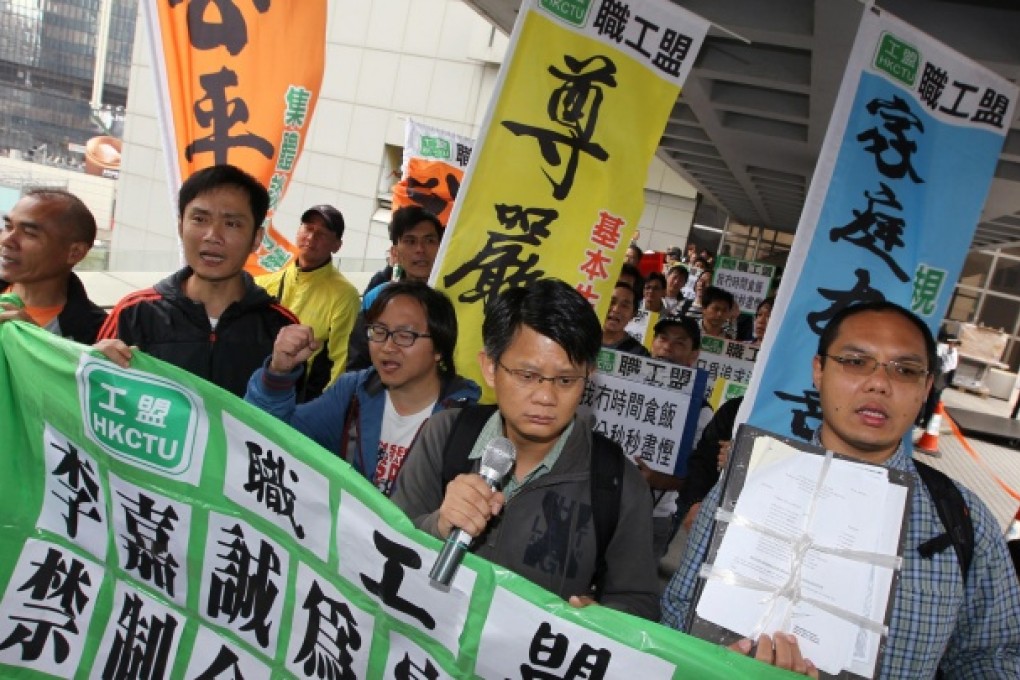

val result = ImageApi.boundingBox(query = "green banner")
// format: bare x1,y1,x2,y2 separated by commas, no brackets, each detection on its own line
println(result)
0,321,790,678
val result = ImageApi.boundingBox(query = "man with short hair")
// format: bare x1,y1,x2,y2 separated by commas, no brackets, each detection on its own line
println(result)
661,301,1020,677
697,285,736,339
662,264,690,317
392,279,659,619
256,204,359,400
641,271,667,314
601,281,648,357
637,316,712,557
347,206,444,371
96,164,298,397
1,189,106,343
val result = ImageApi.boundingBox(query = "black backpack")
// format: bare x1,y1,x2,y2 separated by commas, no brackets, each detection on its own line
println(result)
914,460,974,584
440,404,624,598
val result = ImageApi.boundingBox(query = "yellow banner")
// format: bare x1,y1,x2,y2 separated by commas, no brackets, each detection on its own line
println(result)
147,0,327,274
433,2,708,395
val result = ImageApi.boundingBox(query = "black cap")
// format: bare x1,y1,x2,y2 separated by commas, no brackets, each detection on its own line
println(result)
667,246,683,260
653,315,701,347
301,204,345,238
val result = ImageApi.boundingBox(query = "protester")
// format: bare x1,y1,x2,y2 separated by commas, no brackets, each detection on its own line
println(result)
744,295,774,345
246,281,479,496
256,204,359,400
96,164,298,397
601,281,649,357
392,279,659,619
697,285,737,339
661,301,1020,677
663,264,691,317
1,189,106,343
641,271,667,314
618,262,644,304
624,242,643,268
347,206,444,371
633,316,712,557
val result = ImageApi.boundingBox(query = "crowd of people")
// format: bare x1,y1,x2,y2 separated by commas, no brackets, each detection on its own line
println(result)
2,164,1018,677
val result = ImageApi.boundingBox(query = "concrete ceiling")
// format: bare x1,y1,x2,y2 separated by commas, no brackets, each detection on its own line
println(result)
462,0,1020,252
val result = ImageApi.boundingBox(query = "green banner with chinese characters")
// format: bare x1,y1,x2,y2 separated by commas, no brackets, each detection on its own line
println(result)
0,321,789,679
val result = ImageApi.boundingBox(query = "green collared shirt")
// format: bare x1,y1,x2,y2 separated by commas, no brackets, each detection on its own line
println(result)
467,411,574,500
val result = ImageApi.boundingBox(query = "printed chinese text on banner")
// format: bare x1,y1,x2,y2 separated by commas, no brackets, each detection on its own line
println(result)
0,322,796,679
431,0,710,396
143,0,328,275
738,9,1018,440
580,348,707,477
392,120,475,226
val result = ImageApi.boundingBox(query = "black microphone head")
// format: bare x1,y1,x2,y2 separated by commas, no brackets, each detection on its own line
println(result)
479,436,516,482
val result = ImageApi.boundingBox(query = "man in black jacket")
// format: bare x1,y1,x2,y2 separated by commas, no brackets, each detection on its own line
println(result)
1,188,107,343
95,165,297,397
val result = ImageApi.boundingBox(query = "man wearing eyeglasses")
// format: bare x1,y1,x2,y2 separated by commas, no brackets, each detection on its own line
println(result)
347,206,444,371
661,301,1020,678
392,279,660,620
245,281,479,497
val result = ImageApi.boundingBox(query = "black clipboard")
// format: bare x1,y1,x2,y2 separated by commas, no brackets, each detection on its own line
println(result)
686,424,913,679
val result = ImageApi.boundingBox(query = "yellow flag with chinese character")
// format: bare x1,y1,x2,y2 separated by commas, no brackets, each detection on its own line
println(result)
144,0,327,274
431,0,710,396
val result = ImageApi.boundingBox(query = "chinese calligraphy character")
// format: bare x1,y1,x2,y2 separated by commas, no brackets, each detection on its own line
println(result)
775,389,823,440
243,441,305,538
805,268,886,335
102,592,179,680
828,182,909,282
208,523,281,649
856,95,924,183
184,67,274,165
0,548,93,663
169,0,271,56
593,1,629,43
118,491,181,598
359,531,435,630
502,55,616,199
520,621,611,680
293,581,361,680
443,204,554,306
51,440,102,538
911,264,946,316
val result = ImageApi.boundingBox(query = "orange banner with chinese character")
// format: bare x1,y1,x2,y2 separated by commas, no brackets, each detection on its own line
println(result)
391,119,475,225
430,0,709,397
143,0,327,274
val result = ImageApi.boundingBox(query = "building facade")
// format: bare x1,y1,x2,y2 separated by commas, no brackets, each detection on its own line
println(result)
0,0,137,167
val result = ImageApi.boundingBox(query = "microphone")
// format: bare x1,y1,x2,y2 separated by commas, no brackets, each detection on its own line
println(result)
429,436,516,587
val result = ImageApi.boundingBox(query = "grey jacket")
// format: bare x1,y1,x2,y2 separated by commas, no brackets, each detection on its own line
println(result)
391,409,660,620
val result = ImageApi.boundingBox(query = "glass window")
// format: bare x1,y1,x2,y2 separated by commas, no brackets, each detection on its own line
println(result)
1005,340,1020,373
977,294,1020,336
959,250,993,288
947,287,980,322
989,256,1020,296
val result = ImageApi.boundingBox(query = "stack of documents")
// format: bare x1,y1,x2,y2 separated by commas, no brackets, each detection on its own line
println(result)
690,425,910,679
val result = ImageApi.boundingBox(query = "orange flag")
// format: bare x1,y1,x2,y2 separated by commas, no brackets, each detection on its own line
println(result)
143,0,328,274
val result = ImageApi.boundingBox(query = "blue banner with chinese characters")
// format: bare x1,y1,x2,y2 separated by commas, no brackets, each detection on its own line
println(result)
0,321,794,679
740,9,1018,440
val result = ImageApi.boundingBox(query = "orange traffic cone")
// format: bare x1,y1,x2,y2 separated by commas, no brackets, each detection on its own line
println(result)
916,401,944,455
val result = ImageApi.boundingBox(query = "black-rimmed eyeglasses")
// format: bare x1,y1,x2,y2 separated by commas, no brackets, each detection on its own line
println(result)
366,324,431,347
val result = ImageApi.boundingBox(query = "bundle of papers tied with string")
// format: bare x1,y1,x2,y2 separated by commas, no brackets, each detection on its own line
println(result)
688,425,912,679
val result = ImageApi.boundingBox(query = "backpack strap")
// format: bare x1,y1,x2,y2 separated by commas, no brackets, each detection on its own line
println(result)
914,460,973,585
589,431,624,599
440,404,499,487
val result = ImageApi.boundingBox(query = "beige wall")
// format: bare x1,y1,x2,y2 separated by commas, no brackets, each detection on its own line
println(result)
110,0,698,272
